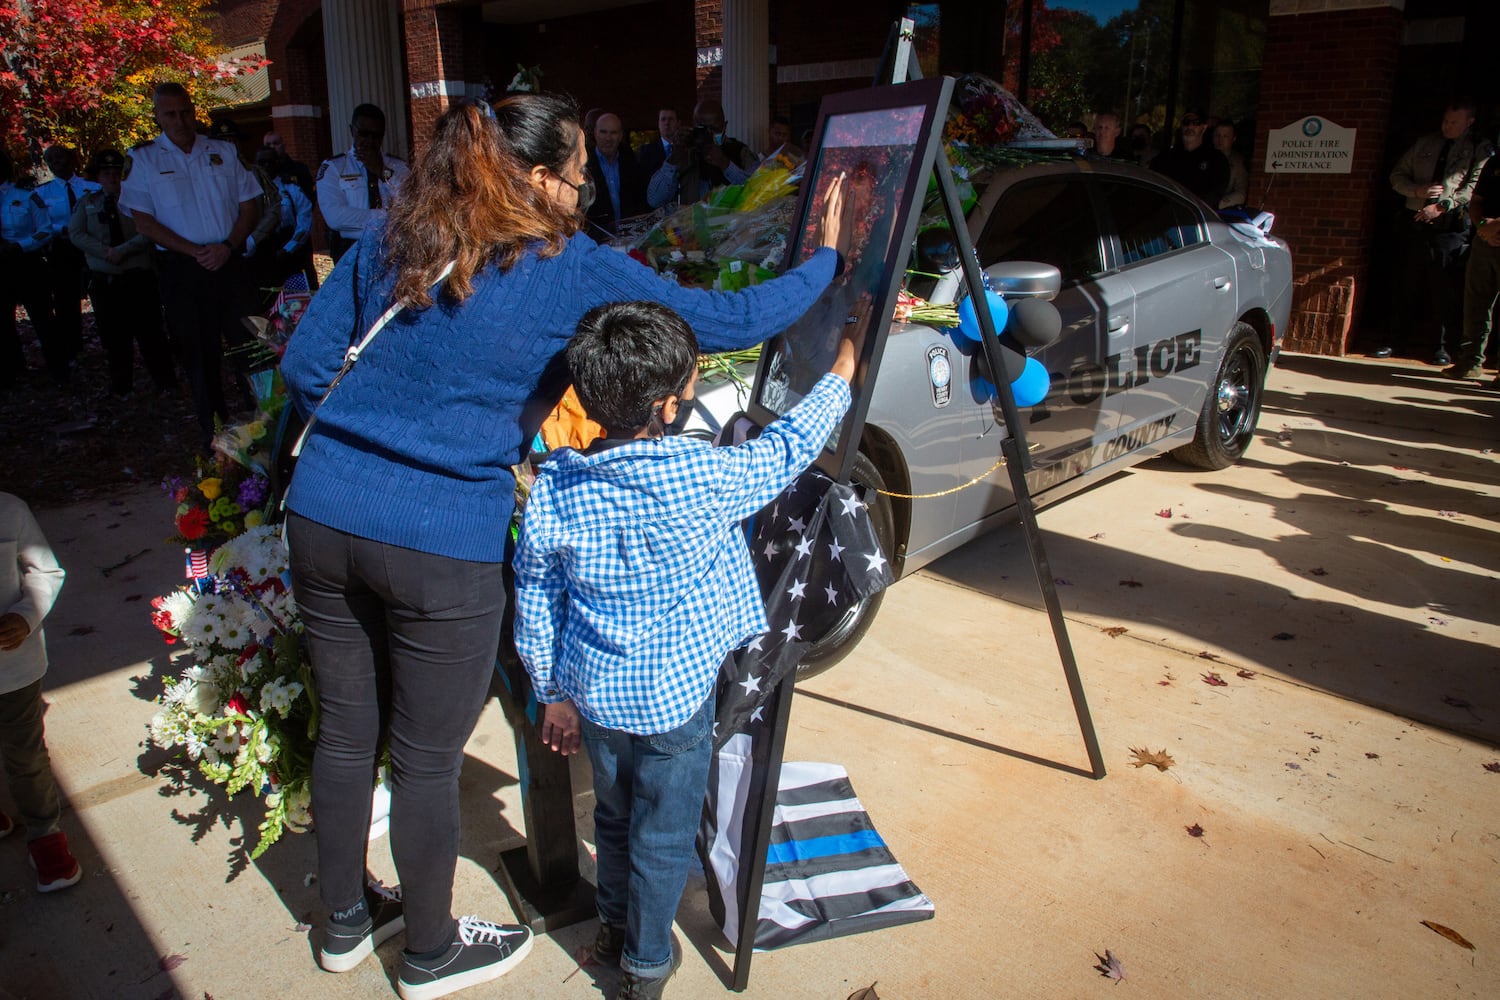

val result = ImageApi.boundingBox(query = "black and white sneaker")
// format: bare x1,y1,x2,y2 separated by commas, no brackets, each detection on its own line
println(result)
319,880,405,973
397,915,534,1000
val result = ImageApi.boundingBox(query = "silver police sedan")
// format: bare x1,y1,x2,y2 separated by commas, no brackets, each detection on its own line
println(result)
695,157,1294,673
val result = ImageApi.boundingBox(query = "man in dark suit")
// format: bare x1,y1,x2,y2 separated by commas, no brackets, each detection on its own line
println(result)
636,107,678,178
585,112,648,239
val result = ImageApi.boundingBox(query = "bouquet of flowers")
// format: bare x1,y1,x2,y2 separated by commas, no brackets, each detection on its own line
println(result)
148,526,316,858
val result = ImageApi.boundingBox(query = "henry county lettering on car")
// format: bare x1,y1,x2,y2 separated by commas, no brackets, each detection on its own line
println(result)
1264,116,1357,174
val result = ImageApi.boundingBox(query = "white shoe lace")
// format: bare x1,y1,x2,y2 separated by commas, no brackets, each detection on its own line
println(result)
368,879,402,902
457,914,525,947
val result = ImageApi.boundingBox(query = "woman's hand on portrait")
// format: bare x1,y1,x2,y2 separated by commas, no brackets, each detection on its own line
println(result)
540,699,582,756
831,292,872,385
817,171,850,255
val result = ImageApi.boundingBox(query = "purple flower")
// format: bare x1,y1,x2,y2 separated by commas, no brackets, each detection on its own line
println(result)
237,475,270,509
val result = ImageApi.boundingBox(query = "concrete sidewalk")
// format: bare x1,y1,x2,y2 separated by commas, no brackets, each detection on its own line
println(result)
1,352,1496,999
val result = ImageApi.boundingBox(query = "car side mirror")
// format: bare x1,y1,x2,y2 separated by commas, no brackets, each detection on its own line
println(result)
983,261,1062,302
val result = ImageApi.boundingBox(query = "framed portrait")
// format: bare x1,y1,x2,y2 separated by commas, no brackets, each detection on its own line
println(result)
748,76,954,480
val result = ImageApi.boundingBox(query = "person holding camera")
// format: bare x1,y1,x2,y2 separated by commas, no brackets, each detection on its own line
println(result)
645,99,757,209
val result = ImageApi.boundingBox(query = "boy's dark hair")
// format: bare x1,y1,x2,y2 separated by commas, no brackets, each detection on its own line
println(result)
569,301,699,433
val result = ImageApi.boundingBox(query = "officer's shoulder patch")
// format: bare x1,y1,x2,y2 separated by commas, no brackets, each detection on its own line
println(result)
317,161,331,181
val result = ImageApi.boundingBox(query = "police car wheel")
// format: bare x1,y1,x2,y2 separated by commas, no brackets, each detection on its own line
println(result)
1173,322,1265,471
798,451,895,679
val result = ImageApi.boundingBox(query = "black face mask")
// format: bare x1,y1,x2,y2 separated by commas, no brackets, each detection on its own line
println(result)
666,395,695,435
562,173,596,215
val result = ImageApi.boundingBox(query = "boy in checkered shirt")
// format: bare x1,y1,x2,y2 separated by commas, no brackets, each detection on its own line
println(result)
515,299,858,999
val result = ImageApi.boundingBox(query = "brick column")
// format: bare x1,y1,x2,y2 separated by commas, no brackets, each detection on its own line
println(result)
1253,0,1404,355
696,0,723,102
402,0,471,154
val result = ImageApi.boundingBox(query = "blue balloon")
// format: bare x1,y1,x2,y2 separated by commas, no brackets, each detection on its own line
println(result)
977,356,1051,407
953,289,1009,343
1011,356,1051,407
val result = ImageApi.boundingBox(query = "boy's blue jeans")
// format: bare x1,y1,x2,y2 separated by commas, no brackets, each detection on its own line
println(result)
583,690,715,978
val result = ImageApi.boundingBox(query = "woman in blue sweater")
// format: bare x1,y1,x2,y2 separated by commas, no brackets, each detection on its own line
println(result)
279,98,845,1000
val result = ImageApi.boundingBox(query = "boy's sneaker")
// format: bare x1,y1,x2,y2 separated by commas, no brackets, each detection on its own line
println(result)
591,922,626,967
617,949,682,1000
0,811,14,840
397,915,533,1000
28,831,81,892
319,880,405,973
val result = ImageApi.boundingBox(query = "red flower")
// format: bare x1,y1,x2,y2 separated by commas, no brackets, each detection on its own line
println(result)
176,507,210,540
226,693,250,716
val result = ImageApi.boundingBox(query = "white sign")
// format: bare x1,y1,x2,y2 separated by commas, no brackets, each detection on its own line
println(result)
1264,116,1357,174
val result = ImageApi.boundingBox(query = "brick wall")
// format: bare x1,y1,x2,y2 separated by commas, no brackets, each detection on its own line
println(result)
1252,6,1403,355
213,0,278,47
402,0,473,151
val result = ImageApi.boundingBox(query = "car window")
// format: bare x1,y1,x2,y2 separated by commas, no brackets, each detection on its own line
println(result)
975,177,1103,283
1099,181,1204,265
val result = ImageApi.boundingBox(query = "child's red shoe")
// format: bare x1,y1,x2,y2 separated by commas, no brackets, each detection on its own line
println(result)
28,831,82,892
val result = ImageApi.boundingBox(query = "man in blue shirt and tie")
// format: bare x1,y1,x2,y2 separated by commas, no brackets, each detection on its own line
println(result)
585,112,647,239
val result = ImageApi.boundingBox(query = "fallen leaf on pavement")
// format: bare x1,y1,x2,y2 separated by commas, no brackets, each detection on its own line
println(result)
1055,577,1073,586
1285,762,1302,770
1197,651,1220,661
1236,669,1257,679
1157,680,1171,687
1308,567,1328,576
1443,696,1472,710
1129,747,1175,771
1155,508,1173,518
1420,920,1475,950
1185,823,1205,837
1428,616,1450,627
1094,950,1127,982
1201,672,1228,687
1102,626,1129,638
1119,578,1144,588
68,626,96,636
1437,510,1459,519
1272,632,1295,640
562,944,595,984
1089,532,1106,540
1365,753,1380,759
1483,762,1500,773
848,985,881,1000
159,954,187,972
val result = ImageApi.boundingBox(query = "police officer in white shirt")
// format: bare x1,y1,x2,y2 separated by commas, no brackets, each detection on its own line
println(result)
118,81,262,446
316,103,409,261
37,145,99,371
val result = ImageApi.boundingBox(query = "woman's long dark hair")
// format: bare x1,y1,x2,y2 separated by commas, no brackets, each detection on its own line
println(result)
383,102,565,308
493,92,586,231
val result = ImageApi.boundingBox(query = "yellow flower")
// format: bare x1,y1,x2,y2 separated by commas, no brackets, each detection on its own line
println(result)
198,478,223,501
244,511,264,528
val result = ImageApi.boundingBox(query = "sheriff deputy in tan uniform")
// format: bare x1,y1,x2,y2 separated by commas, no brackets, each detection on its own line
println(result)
119,81,261,446
316,103,409,261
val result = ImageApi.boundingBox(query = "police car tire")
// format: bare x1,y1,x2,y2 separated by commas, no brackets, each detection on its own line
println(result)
798,451,895,679
1174,322,1265,470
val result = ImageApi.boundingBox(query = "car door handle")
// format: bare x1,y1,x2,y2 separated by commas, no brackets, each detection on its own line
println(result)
1107,315,1130,334
1212,275,1232,291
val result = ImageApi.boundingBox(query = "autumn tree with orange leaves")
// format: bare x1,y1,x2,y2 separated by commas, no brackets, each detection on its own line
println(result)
0,0,261,161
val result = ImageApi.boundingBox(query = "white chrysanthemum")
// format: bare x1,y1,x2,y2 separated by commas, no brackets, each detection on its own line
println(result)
158,590,196,632
150,708,189,748
185,730,208,760
179,679,222,717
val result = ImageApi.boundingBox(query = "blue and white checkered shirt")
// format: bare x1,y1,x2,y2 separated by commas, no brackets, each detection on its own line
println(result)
515,372,851,735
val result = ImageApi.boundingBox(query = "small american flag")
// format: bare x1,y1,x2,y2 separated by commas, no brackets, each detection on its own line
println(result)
184,548,210,580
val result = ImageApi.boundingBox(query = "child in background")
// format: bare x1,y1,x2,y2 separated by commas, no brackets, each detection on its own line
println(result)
0,492,78,892
514,299,859,999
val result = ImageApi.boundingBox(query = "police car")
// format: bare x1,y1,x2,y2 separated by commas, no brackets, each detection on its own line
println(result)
693,156,1294,673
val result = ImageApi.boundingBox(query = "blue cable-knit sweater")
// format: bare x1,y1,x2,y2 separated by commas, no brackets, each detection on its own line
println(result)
280,228,838,562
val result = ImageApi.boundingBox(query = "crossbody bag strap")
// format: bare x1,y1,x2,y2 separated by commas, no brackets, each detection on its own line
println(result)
289,258,457,458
